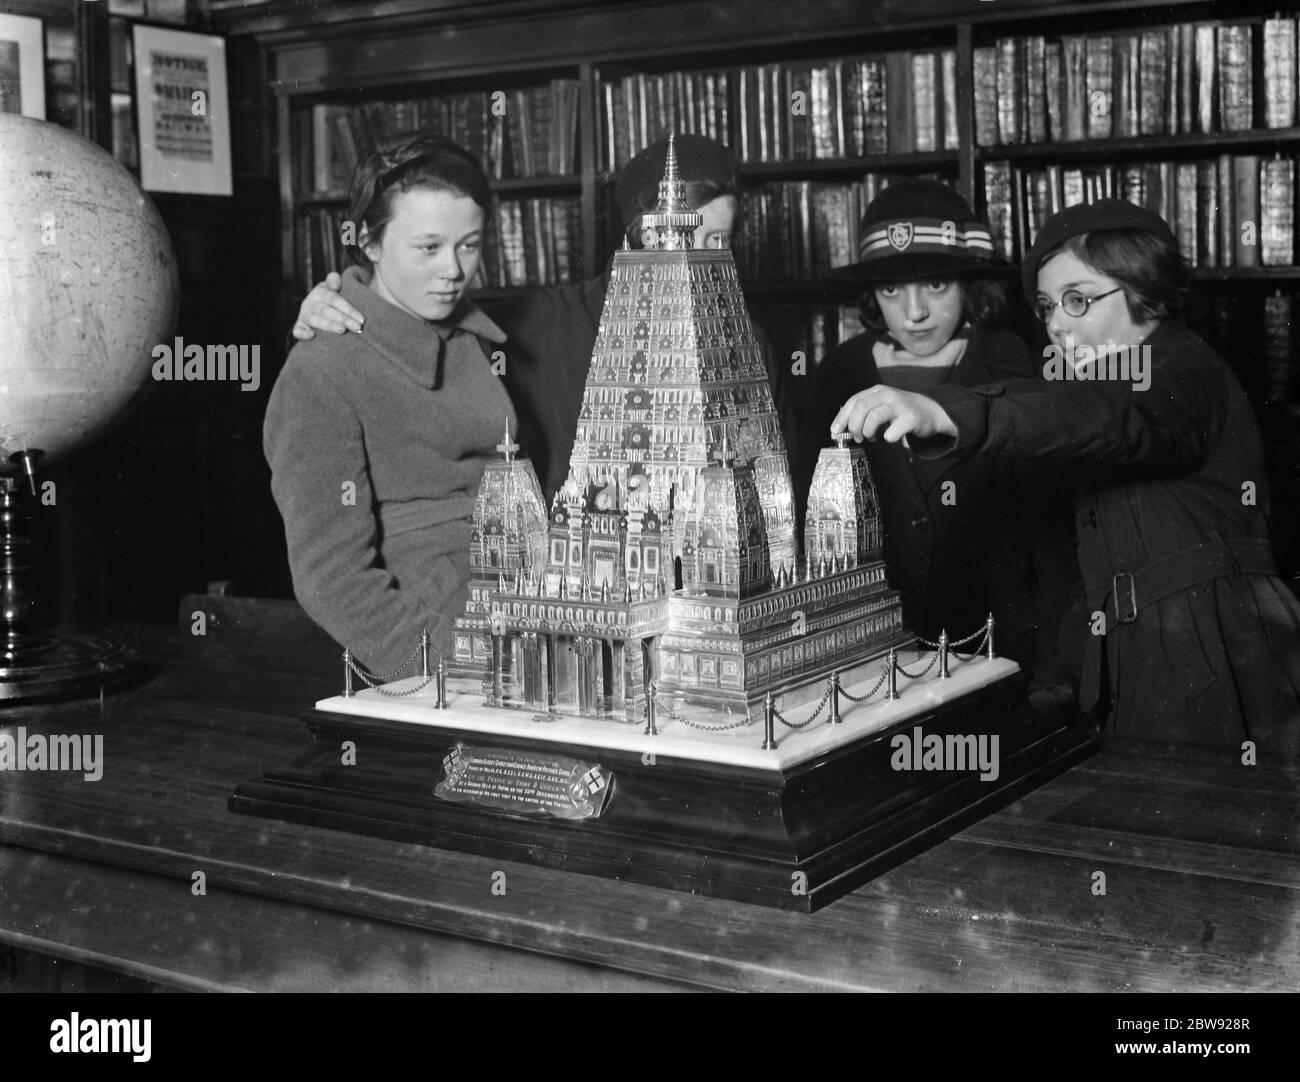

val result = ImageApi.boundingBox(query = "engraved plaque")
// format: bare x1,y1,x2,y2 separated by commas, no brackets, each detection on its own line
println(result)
434,744,612,820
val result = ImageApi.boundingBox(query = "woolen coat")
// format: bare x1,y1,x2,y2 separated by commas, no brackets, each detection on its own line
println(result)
922,318,1300,761
264,266,514,674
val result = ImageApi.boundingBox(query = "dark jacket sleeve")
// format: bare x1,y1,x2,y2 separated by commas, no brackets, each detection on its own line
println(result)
263,354,435,673
920,348,1224,475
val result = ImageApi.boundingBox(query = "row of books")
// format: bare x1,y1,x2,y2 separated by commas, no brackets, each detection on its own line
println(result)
299,81,581,194
296,197,584,293
480,197,584,289
598,51,959,170
985,154,1299,269
976,18,1299,147
732,175,906,283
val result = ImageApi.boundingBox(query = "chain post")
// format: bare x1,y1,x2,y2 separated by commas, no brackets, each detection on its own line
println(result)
645,679,659,736
986,612,996,660
436,656,448,709
938,630,951,679
887,648,898,699
762,692,776,749
829,669,841,724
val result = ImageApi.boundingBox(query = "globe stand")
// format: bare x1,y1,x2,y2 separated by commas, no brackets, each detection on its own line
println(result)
0,466,137,702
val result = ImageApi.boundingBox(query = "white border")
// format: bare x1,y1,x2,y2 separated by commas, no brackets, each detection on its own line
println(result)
0,13,46,121
132,24,232,195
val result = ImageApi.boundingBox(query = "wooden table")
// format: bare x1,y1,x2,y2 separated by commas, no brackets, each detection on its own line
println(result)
0,623,1295,992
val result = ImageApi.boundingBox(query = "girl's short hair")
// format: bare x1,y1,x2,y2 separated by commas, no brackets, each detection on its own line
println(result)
345,134,491,269
1040,229,1190,322
857,276,1008,333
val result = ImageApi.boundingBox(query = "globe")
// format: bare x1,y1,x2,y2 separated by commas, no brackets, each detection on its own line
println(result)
0,113,178,465
0,114,177,699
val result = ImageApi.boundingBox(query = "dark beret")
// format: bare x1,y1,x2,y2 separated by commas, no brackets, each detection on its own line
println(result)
1022,199,1178,302
614,134,739,228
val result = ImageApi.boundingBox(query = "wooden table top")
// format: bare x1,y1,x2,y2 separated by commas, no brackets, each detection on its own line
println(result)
0,623,1295,993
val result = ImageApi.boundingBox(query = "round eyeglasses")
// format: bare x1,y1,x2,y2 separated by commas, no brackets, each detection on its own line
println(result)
1034,286,1122,324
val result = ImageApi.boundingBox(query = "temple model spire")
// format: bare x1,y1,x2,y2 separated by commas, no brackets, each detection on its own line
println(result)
639,133,702,251
452,136,906,719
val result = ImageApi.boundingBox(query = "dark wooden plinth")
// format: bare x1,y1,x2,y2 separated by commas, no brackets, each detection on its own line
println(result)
230,673,1098,911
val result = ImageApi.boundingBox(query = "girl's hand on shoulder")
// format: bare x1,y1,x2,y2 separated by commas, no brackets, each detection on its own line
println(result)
831,385,958,444
292,272,365,340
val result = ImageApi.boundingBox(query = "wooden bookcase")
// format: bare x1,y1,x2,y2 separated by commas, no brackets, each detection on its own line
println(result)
208,0,1300,323
210,0,1300,576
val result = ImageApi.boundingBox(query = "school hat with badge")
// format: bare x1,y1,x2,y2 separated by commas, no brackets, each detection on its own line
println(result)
823,177,1015,285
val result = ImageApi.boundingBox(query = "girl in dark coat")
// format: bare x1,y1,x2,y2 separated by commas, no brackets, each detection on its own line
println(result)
797,180,1077,711
833,199,1300,763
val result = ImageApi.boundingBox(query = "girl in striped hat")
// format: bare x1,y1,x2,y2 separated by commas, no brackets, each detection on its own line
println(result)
796,178,1078,717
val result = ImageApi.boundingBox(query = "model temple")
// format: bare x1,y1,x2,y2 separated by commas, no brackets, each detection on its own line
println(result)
452,135,909,722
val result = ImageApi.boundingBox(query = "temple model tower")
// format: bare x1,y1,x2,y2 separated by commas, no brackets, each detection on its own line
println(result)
454,135,909,721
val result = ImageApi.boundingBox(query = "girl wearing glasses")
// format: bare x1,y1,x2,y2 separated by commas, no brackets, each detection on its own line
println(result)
832,199,1300,762
797,179,1078,717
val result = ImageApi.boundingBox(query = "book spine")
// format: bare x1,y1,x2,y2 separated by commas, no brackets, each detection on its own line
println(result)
312,105,332,194
1196,160,1218,267
866,59,887,154
973,46,999,146
1025,36,1048,144
885,52,915,153
1264,18,1298,129
1139,29,1169,136
912,51,938,153
1195,24,1217,133
996,38,1023,144
1217,24,1253,131
1113,34,1136,139
1175,161,1199,265
1233,154,1261,268
1044,39,1064,144
1158,160,1177,231
1217,154,1234,267
1086,36,1113,139
983,161,1014,260
1178,23,1195,134
1264,294,1295,404
1261,157,1297,266
942,49,959,150
1063,36,1087,141
1063,168,1085,208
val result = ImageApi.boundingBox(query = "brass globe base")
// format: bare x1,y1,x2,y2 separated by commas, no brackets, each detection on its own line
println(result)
0,629,139,702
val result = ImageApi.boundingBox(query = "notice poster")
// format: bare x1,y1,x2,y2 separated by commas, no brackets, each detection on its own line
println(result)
133,25,231,195
0,14,45,119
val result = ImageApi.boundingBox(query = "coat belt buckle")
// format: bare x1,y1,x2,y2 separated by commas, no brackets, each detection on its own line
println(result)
1112,571,1138,624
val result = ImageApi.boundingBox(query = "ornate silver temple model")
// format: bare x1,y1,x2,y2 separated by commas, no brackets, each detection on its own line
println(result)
452,135,910,722
232,137,1092,912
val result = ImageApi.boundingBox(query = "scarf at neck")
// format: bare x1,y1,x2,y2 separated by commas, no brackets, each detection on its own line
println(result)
872,326,970,373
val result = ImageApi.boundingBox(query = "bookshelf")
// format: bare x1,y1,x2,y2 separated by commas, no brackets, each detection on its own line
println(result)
213,0,1300,428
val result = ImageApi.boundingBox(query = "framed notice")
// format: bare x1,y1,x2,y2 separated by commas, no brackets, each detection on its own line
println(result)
132,24,231,195
0,14,46,120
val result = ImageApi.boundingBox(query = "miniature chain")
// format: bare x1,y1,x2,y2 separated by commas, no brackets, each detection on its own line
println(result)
915,622,989,650
895,651,939,680
656,696,753,732
346,642,438,698
838,667,889,703
773,686,831,730
950,628,991,664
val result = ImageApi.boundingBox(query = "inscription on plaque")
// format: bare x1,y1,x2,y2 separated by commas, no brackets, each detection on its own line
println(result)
434,744,612,820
